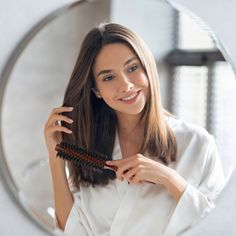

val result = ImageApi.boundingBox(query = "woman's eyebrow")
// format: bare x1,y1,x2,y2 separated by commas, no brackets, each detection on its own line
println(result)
97,69,112,78
123,56,138,66
96,56,138,78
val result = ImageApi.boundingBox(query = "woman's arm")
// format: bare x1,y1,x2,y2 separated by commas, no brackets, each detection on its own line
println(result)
49,153,73,230
159,168,188,202
44,106,75,230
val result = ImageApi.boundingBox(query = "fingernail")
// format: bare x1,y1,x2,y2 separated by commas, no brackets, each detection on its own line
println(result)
69,119,73,123
68,130,72,133
106,161,112,164
69,107,74,110
104,166,112,170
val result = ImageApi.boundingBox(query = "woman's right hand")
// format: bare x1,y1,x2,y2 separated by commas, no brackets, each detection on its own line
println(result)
43,106,74,156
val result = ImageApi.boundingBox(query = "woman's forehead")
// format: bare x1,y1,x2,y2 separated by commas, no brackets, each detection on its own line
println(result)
93,43,138,73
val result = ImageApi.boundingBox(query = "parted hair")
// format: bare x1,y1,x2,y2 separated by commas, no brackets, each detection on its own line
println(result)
61,23,177,187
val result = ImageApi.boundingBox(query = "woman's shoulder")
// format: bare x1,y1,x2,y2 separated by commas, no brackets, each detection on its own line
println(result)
166,117,220,175
166,116,214,146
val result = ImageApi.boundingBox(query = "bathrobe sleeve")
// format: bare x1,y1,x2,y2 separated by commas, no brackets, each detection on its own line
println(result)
52,212,65,236
52,191,88,236
163,134,225,235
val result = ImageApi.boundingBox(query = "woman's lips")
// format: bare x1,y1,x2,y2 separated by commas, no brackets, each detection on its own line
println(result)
118,90,141,104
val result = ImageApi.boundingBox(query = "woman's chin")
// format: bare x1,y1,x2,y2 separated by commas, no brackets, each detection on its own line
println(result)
115,106,145,116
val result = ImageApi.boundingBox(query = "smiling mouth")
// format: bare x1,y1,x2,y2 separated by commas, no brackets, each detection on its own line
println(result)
119,90,141,102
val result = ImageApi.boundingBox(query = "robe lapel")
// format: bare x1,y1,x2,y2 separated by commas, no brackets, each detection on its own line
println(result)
109,133,142,236
110,183,142,236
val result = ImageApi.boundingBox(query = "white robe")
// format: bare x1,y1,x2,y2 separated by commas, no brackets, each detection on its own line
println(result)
59,117,225,236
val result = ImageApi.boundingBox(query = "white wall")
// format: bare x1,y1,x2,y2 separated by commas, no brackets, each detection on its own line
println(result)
0,0,236,235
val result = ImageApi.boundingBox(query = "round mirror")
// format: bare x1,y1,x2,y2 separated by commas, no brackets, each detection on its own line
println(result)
0,0,236,235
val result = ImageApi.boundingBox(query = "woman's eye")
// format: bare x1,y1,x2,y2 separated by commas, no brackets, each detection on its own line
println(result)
128,65,138,72
103,75,114,81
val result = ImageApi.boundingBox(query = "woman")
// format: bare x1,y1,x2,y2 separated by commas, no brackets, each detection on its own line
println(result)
44,23,225,236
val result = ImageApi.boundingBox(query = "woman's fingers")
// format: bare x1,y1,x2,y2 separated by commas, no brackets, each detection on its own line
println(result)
44,106,74,139
123,166,140,180
106,155,136,167
107,156,141,180
51,114,73,126
44,106,74,155
46,125,72,136
51,106,74,115
45,106,74,128
116,162,137,180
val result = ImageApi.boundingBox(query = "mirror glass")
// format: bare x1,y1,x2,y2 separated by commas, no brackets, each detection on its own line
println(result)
1,0,236,234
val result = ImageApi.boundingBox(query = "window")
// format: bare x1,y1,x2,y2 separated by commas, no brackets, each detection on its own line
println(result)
167,12,236,176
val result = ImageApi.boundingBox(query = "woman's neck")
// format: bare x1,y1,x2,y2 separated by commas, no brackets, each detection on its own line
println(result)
116,112,144,157
116,112,143,138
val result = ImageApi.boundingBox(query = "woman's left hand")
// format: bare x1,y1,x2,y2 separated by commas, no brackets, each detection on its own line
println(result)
106,154,188,201
106,154,171,185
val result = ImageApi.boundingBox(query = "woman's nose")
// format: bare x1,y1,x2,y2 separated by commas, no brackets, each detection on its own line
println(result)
118,75,134,92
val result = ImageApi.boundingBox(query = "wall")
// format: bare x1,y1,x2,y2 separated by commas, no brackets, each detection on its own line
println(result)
0,0,236,235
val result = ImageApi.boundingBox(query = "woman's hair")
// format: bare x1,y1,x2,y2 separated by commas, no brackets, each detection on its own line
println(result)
62,23,177,187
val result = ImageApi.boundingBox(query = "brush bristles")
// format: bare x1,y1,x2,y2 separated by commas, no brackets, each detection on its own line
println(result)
55,141,114,172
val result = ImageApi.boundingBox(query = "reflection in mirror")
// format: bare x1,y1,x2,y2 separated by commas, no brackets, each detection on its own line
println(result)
0,0,235,235
165,12,236,178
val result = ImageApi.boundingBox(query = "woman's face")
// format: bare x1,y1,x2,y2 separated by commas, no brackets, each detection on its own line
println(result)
93,43,149,117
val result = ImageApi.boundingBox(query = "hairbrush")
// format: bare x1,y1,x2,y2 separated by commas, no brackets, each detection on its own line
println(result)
55,141,117,172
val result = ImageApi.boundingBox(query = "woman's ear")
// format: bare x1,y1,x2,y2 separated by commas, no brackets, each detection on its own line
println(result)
91,88,102,98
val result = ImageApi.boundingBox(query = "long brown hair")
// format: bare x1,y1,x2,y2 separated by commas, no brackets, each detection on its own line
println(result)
61,23,177,187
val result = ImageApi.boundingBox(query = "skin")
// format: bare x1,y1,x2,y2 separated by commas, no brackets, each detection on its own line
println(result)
93,43,187,201
93,43,148,117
